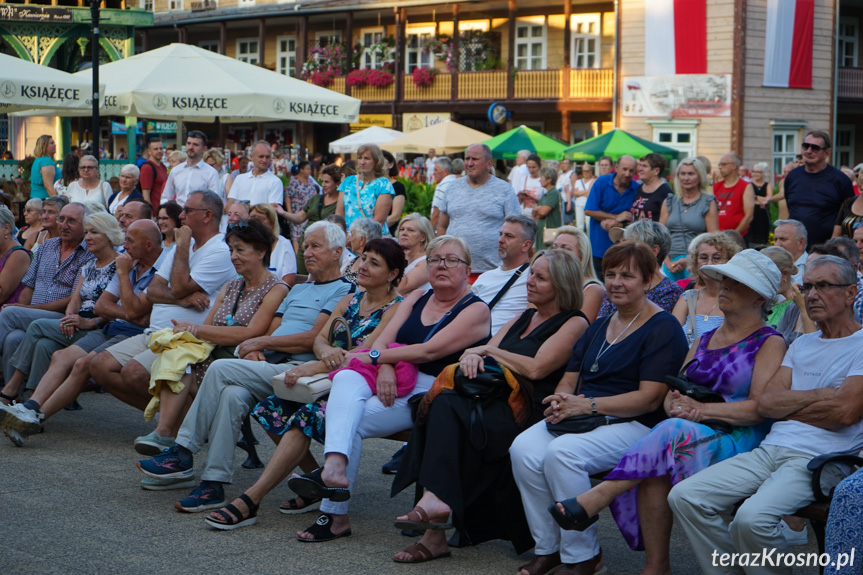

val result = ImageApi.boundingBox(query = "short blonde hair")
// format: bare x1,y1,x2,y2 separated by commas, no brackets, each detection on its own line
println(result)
356,144,386,179
761,246,799,276
396,213,434,250
426,235,471,268
674,157,710,197
169,150,188,164
203,148,225,168
250,203,279,242
85,211,125,247
33,135,54,158
553,226,599,282
532,248,584,312
687,232,742,285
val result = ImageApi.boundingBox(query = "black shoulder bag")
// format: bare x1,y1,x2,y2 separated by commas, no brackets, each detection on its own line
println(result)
487,262,530,310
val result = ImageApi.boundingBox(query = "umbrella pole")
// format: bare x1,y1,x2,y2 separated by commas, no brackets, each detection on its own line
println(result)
176,117,184,149
90,0,100,154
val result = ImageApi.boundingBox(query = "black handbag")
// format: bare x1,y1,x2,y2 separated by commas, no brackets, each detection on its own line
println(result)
664,359,732,434
451,358,513,450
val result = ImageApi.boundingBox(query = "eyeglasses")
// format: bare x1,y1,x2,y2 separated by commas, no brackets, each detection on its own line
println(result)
427,256,468,268
697,254,727,263
79,165,97,170
181,206,209,214
801,282,852,294
227,220,250,232
801,142,829,152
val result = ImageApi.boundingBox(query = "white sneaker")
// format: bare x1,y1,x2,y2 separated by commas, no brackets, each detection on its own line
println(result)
779,519,809,546
0,403,42,436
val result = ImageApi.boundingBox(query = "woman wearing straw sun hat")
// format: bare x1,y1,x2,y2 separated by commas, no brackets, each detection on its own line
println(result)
546,249,787,575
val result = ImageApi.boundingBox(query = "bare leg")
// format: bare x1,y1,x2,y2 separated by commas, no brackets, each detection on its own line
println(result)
638,476,674,575
154,372,195,438
29,346,88,407
0,370,26,399
41,353,98,419
91,352,149,411
555,477,641,518
393,489,451,561
319,453,350,489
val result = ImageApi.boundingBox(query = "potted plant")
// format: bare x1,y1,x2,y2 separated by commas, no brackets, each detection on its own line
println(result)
411,66,438,88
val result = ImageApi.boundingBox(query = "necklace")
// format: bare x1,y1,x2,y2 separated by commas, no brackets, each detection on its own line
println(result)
590,304,646,373
702,298,719,322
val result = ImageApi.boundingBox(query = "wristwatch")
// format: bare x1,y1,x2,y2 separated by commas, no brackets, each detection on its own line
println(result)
369,349,381,366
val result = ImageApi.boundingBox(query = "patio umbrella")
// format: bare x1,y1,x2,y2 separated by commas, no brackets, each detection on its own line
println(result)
0,53,102,113
329,125,404,154
562,128,683,162
13,43,359,124
482,125,568,160
383,120,490,155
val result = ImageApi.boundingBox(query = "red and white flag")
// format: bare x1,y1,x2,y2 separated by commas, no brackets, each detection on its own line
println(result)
763,0,814,88
644,0,707,76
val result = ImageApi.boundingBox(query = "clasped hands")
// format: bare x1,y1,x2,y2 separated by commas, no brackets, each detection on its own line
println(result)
668,390,704,422
542,392,592,424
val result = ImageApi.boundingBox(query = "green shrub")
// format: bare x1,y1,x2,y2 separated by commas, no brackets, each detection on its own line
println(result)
401,177,435,218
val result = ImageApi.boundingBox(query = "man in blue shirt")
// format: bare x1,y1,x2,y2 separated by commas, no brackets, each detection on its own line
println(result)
584,155,639,275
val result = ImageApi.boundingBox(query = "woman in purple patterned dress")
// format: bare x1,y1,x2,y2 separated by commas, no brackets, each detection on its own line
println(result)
549,250,787,575
285,161,319,249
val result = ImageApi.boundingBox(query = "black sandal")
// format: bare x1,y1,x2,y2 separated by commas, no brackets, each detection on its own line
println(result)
548,497,599,531
287,468,350,502
0,391,15,405
296,514,352,543
203,493,259,531
279,495,322,515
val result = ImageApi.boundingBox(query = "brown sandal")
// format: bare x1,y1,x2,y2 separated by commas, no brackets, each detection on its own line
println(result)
393,505,453,531
392,541,452,564
517,552,562,575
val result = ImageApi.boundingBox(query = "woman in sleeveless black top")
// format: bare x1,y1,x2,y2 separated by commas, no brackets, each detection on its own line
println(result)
390,250,590,562
749,164,772,245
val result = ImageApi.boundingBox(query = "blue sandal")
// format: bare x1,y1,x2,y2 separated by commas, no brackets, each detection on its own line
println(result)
204,493,259,530
548,497,599,531
288,468,350,503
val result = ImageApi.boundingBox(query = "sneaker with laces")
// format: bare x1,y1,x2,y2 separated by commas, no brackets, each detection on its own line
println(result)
175,481,225,513
137,444,194,480
0,403,42,436
134,431,176,456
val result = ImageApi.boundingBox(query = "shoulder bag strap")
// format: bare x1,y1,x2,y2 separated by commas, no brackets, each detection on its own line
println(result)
355,178,370,219
487,262,530,310
687,290,699,342
423,293,475,343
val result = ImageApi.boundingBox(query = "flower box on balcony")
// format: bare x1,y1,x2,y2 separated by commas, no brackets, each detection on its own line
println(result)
346,68,395,88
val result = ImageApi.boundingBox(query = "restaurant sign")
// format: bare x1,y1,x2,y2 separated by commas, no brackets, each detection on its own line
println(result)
0,5,73,23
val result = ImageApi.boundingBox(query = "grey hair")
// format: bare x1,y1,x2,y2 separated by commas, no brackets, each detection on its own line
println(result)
188,189,224,221
451,158,464,175
43,196,69,211
79,154,99,166
539,166,558,182
24,198,43,212
517,149,531,159
82,201,106,214
467,143,493,161
349,217,382,242
773,219,808,244
827,237,861,266
427,234,472,267
753,161,770,175
120,164,140,179
504,214,537,244
306,220,347,250
434,157,453,173
85,211,125,247
722,153,742,167
806,255,857,285
397,213,435,249
624,220,672,264
0,206,15,234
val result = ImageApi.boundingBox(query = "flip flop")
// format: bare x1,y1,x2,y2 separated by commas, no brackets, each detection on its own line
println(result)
548,497,599,531
287,468,350,503
296,513,352,543
204,493,259,531
393,505,453,531
392,541,452,564
279,495,322,515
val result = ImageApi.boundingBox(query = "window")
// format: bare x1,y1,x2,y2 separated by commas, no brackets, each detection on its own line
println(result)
772,130,799,177
839,17,859,67
199,40,220,53
167,0,182,10
313,31,342,63
648,119,699,161
236,38,259,65
836,125,855,168
458,21,495,72
515,17,546,70
360,28,388,70
571,14,601,69
277,35,297,76
238,0,254,6
140,0,154,11
405,27,435,73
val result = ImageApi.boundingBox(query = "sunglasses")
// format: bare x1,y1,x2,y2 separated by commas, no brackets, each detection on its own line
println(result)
801,142,829,152
227,220,250,231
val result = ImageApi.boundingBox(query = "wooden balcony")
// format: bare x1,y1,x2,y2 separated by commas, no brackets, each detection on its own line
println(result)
570,68,613,99
331,77,346,95
838,67,863,101
403,74,452,101
514,70,562,99
458,71,508,100
351,84,396,102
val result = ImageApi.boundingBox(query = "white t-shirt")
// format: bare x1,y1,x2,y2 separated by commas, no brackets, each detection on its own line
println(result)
228,170,284,205
762,328,863,456
272,235,298,280
64,180,112,206
431,174,458,210
404,255,431,293
147,233,237,330
425,157,437,184
471,264,530,336
556,170,574,195
508,164,529,196
791,251,808,285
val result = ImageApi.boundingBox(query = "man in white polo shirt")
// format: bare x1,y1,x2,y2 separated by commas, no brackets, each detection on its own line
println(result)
160,130,220,207
226,140,284,211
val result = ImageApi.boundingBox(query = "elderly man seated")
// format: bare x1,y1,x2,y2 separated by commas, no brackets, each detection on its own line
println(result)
0,202,93,398
668,254,863,575
136,221,354,513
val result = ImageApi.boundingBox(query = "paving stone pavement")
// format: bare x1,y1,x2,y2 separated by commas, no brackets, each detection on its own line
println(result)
0,392,823,574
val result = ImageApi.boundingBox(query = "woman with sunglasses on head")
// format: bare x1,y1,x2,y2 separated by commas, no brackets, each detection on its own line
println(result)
132,218,288,455
672,232,741,346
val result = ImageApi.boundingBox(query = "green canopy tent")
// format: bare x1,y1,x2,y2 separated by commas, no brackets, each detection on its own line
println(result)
482,125,568,160
562,128,683,162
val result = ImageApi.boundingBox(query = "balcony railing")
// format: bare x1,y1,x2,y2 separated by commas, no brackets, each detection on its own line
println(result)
838,67,863,101
570,68,613,99
514,70,562,99
331,77,346,95
458,70,508,100
403,74,452,101
351,84,396,102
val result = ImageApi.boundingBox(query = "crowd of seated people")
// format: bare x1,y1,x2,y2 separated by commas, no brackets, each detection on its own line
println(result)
2,140,863,575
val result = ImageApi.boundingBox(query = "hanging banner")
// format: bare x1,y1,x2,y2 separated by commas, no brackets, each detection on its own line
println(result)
402,112,452,133
622,74,732,118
